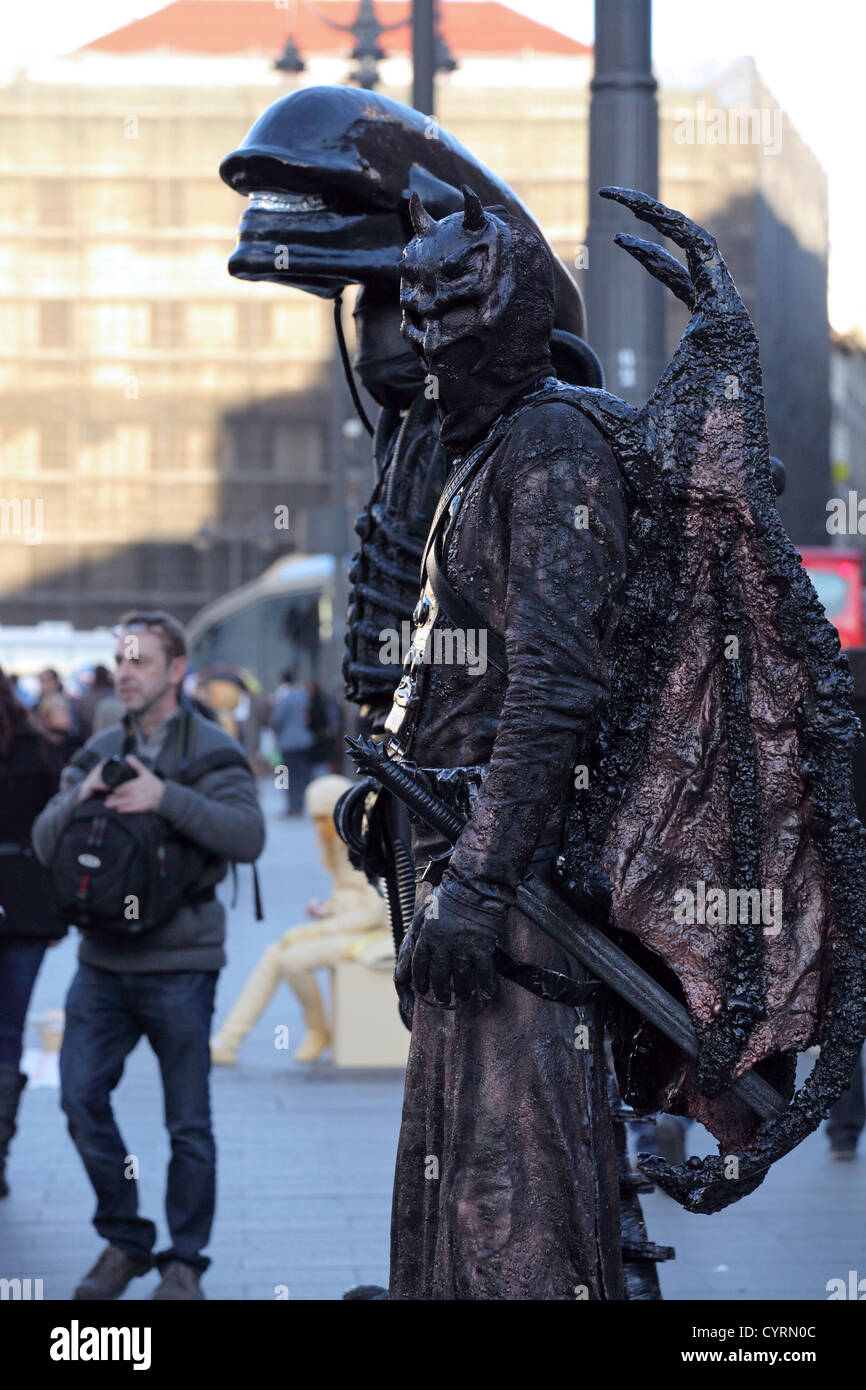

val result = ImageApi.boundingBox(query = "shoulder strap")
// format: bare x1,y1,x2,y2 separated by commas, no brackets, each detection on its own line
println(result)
422,382,591,678
228,861,265,921
420,379,588,579
426,536,508,676
121,714,137,757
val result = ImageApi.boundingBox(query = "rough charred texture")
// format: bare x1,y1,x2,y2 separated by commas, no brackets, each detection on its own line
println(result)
392,863,626,1299
556,189,866,1213
387,200,630,1298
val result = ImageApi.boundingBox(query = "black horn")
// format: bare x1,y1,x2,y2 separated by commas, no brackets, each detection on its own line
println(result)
461,184,487,232
409,191,436,238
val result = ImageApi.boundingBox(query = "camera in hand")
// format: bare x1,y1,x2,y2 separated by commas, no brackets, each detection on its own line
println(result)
101,754,138,789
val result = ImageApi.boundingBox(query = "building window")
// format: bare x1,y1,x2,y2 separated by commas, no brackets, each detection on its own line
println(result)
186,304,237,349
78,424,151,476
271,298,329,350
79,180,154,232
0,426,40,474
36,179,71,229
79,304,151,354
39,301,73,349
151,302,184,349
0,305,38,352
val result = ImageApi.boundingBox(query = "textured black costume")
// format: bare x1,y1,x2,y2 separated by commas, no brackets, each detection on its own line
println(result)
384,193,629,1298
379,185,866,1295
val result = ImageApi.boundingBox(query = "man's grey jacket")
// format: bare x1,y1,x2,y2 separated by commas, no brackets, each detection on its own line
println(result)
32,706,266,973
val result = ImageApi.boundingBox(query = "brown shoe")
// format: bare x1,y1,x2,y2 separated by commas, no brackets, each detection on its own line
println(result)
74,1243,151,1300
152,1262,205,1300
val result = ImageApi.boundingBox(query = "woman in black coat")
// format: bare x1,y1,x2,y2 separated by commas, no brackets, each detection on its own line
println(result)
0,672,64,1196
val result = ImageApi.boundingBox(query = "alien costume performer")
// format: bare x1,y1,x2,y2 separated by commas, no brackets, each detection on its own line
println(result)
378,185,866,1299
218,86,601,737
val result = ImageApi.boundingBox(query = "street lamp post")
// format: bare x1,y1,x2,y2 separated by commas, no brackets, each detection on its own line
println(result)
585,0,666,405
412,0,435,114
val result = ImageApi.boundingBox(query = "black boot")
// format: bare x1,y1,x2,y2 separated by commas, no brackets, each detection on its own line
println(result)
0,1065,28,1198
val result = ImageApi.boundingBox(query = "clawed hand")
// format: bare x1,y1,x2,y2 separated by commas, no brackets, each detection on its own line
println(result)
394,884,500,1009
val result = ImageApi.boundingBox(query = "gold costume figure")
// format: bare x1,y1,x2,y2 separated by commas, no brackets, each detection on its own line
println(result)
210,775,388,1064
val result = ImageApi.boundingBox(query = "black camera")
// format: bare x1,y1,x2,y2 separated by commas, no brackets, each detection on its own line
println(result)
101,754,138,789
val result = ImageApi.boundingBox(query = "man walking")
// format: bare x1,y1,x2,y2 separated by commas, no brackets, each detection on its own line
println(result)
270,670,314,815
33,611,265,1301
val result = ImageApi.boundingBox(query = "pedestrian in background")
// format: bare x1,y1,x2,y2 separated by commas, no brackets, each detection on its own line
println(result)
37,692,83,763
0,672,65,1198
33,611,265,1301
38,668,64,700
75,665,117,740
307,679,340,773
271,669,315,816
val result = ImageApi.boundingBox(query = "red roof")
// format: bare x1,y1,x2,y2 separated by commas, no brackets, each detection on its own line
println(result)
79,1,589,58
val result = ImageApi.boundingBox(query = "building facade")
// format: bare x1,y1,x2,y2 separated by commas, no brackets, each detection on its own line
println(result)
0,1,831,632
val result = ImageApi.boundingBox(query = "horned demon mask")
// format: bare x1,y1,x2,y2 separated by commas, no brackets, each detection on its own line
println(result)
399,186,556,428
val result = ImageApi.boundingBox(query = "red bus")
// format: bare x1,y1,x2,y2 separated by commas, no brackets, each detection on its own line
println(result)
799,547,865,650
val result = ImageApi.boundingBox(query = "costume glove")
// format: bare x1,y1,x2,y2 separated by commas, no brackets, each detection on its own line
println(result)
394,880,501,1008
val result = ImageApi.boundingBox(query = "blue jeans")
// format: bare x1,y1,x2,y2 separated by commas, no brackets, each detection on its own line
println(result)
60,964,218,1273
0,938,47,1067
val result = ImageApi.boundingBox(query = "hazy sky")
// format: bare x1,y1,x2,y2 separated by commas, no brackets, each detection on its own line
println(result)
5,0,864,331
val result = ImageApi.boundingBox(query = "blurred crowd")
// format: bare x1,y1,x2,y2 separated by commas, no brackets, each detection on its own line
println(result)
0,612,360,1298
4,660,343,800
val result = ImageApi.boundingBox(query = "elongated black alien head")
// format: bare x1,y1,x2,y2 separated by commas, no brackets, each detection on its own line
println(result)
400,186,556,396
220,87,603,391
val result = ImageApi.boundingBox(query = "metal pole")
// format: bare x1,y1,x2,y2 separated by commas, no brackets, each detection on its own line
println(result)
412,0,435,115
585,0,665,404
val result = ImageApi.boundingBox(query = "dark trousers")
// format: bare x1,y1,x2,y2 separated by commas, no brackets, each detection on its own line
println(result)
827,1049,865,1149
281,748,313,814
60,963,218,1273
0,938,47,1067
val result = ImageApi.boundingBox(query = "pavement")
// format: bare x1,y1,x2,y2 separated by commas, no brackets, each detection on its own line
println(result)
2,783,865,1302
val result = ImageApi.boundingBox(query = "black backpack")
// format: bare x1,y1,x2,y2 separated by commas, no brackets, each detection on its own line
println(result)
50,707,256,936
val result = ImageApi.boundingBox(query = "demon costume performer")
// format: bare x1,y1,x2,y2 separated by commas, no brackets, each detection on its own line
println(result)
359,185,866,1301
375,191,626,1300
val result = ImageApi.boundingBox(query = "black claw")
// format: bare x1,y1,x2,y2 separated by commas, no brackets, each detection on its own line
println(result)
613,233,696,309
599,186,716,258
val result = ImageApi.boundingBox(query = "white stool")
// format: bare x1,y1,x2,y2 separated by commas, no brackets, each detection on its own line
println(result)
331,963,410,1068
